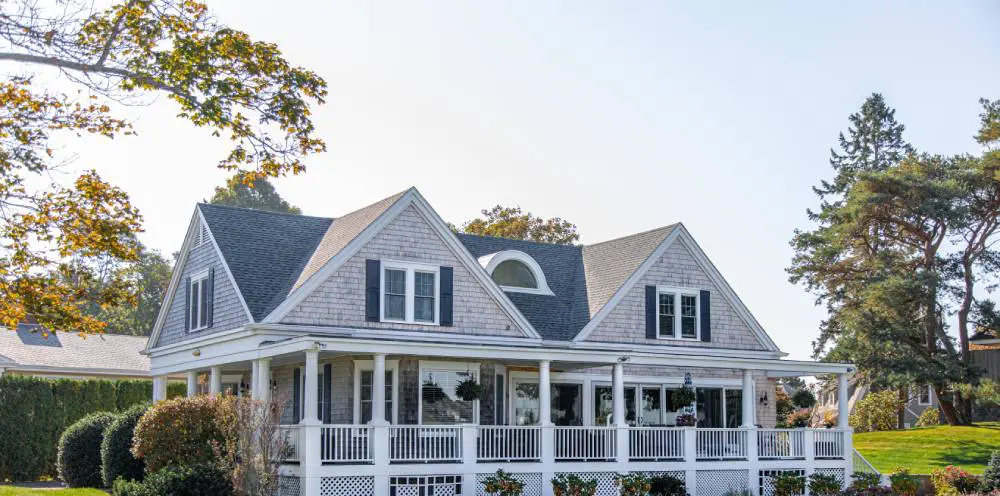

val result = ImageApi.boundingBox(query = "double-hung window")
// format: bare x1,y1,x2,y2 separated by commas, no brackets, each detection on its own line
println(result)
188,270,211,331
656,286,699,340
381,262,439,324
917,385,933,405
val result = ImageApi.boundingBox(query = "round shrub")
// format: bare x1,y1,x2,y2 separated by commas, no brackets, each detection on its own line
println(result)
57,411,116,487
102,403,149,486
915,406,941,427
850,390,903,432
132,395,232,471
791,389,817,409
133,464,233,496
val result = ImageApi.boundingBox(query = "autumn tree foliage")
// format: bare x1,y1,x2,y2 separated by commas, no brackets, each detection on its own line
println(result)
0,0,327,334
459,205,579,245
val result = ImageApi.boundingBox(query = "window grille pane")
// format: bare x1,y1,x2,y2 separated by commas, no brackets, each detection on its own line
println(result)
414,296,435,322
515,383,539,426
658,293,675,337
384,269,407,320
360,370,393,423
190,282,200,329
681,294,697,338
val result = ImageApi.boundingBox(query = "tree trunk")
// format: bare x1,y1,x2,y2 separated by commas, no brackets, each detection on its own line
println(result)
936,384,962,425
898,388,907,429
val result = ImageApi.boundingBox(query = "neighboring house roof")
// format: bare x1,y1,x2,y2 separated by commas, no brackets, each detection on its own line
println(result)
198,203,333,321
169,187,775,348
0,324,150,376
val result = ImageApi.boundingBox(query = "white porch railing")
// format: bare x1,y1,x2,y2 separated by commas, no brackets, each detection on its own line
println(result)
758,429,804,459
321,425,373,463
388,425,463,463
278,425,299,462
696,428,748,460
476,425,540,462
628,426,685,460
553,426,617,461
816,428,846,458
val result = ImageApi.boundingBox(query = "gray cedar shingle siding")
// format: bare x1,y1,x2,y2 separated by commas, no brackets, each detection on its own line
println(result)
585,237,767,351
282,205,529,338
155,227,249,348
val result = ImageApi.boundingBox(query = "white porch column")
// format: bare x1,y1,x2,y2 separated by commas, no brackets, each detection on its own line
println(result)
741,369,755,427
372,354,387,425
539,360,552,425
837,373,850,428
301,349,322,496
612,362,626,426
538,360,554,496
258,358,271,403
251,360,260,398
186,371,198,398
152,375,167,402
209,366,222,395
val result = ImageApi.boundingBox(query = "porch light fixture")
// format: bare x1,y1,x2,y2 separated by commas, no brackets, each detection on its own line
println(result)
192,349,201,357
759,391,769,406
617,356,630,363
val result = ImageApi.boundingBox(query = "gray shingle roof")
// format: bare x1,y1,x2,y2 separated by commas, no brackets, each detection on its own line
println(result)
581,225,677,317
198,203,333,321
0,324,150,374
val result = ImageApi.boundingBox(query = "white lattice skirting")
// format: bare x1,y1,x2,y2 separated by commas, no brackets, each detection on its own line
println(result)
278,476,301,496
697,469,750,496
759,469,806,496
390,475,462,496
554,472,618,496
814,468,846,487
320,476,376,496
476,472,542,496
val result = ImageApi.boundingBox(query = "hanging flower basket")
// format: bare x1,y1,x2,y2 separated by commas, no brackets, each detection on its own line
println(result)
456,377,483,401
672,385,696,406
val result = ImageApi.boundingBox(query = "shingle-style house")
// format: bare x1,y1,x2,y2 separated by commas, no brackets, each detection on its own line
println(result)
0,323,151,380
144,188,859,496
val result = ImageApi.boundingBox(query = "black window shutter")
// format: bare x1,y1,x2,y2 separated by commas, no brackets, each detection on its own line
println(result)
440,266,454,326
292,368,301,423
322,364,332,423
184,277,192,332
206,268,215,327
700,290,712,342
365,259,381,322
645,285,657,339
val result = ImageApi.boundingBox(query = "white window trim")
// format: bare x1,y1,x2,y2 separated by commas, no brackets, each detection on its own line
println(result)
417,360,480,425
917,384,933,406
188,269,210,332
655,285,700,341
380,260,440,325
479,250,554,295
352,359,400,424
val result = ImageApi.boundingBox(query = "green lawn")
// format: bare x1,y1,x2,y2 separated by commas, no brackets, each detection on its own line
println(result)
854,422,1000,474
0,488,106,496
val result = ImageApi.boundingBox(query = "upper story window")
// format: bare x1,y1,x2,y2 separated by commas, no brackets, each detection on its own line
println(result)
479,250,553,295
187,269,214,332
381,261,439,324
917,385,933,405
656,286,699,340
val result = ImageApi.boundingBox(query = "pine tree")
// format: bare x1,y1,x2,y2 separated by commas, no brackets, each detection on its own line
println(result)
210,172,301,214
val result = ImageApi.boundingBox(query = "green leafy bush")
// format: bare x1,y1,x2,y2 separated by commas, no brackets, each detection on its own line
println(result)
770,471,805,496
930,466,980,495
132,395,232,472
0,375,183,481
785,410,811,428
482,469,523,496
649,474,686,496
57,411,116,487
915,407,941,427
791,389,817,409
613,473,650,496
111,464,233,496
981,451,1000,492
101,403,149,486
850,472,883,491
807,472,841,495
850,390,903,432
551,474,597,496
889,467,919,495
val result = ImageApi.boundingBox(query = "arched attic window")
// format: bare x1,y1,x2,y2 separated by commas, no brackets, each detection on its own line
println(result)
478,250,554,295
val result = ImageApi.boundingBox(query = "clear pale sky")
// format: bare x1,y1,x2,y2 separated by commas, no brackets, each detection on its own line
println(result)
67,1,999,360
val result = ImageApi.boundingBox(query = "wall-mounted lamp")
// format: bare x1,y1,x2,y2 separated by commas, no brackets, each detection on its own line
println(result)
759,391,769,407
192,348,201,357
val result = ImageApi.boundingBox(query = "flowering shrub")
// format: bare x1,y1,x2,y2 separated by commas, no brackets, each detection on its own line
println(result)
850,472,883,492
614,473,651,496
785,410,811,428
770,471,805,496
931,466,980,495
483,469,523,496
807,472,842,495
889,467,920,496
915,407,941,427
132,395,234,471
551,474,597,496
850,390,902,432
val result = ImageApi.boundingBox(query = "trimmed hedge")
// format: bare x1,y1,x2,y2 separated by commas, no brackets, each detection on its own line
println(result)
101,403,150,486
0,375,184,482
111,464,234,496
57,412,116,487
132,395,231,472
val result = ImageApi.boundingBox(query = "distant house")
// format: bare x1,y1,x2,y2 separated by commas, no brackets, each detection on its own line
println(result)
0,324,151,380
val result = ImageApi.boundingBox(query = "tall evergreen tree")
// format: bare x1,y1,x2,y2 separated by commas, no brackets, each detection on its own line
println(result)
210,172,301,214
